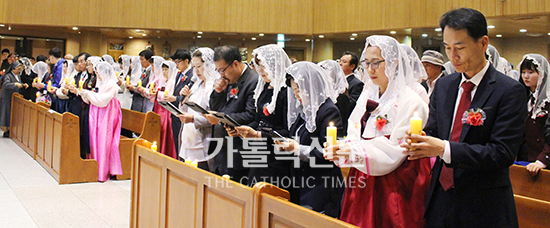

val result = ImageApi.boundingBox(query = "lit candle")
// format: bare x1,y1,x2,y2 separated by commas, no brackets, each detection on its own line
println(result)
71,79,76,87
36,92,40,100
137,80,142,88
151,141,158,152
37,77,41,83
78,80,84,92
164,89,169,97
126,76,130,84
47,81,52,89
65,77,70,85
327,122,337,147
185,158,192,165
222,174,230,180
150,82,155,93
116,72,120,78
409,112,422,149
191,160,198,167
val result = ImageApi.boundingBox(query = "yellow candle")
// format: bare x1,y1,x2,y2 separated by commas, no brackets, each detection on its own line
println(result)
150,82,155,90
79,80,84,92
71,79,76,87
185,158,192,165
327,122,337,147
191,160,198,167
126,76,130,84
151,141,158,152
410,112,422,135
65,77,69,85
47,81,52,88
164,90,169,96
36,92,40,99
137,80,142,87
222,174,230,180
37,77,41,83
116,72,120,78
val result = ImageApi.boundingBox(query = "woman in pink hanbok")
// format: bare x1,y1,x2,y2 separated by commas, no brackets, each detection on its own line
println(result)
80,61,123,182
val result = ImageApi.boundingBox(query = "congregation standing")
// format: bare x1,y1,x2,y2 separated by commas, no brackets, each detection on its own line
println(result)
2,7,550,228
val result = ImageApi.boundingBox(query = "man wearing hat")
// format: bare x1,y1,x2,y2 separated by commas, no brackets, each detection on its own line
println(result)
421,50,446,96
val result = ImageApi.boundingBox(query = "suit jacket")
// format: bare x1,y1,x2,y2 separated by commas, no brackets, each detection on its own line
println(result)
420,80,429,92
170,67,194,155
209,65,258,173
130,67,152,113
519,107,550,166
424,65,525,227
346,74,364,102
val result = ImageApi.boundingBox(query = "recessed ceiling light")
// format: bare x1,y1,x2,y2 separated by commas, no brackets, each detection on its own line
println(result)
305,39,310,42
422,34,428,37
0,24,4,27
487,25,495,29
350,37,355,40
129,36,133,39
72,27,78,30
435,28,442,32
496,34,502,38
135,29,141,32
251,37,256,40
352,33,357,36
259,33,264,36
319,35,324,38
197,35,202,38
78,32,81,34
520,29,527,33
198,31,203,34
390,31,396,34
548,32,550,36
142,34,147,36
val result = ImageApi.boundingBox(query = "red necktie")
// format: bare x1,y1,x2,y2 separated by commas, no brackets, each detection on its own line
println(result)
360,99,379,134
440,81,475,191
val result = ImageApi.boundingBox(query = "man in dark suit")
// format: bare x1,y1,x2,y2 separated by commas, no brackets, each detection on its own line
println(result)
401,8,525,228
128,49,153,113
166,49,193,156
339,51,364,103
421,50,446,97
205,45,258,184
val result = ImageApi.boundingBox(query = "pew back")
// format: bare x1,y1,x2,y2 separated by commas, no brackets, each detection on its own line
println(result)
510,165,550,202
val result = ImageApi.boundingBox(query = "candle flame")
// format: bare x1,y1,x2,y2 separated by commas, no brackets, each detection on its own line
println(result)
414,112,418,118
329,122,334,127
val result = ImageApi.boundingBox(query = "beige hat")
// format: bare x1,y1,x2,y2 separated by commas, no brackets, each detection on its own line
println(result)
421,50,444,66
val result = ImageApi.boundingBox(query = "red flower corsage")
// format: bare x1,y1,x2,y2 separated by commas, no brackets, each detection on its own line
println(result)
263,106,270,116
181,75,187,82
462,108,486,126
230,87,239,98
536,110,548,118
375,114,390,131
141,73,145,79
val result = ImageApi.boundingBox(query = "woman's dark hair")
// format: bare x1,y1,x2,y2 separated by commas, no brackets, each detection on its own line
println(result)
520,58,538,73
285,73,294,87
117,57,123,64
440,8,487,41
36,55,48,62
161,63,170,69
192,50,205,62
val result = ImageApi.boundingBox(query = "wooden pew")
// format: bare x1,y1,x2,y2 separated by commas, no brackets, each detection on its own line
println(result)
253,182,358,228
10,93,49,159
118,108,160,180
510,164,550,202
34,104,98,184
514,195,550,228
130,139,255,228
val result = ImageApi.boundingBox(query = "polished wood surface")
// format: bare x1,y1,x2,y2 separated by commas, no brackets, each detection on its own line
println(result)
510,164,550,202
514,195,550,228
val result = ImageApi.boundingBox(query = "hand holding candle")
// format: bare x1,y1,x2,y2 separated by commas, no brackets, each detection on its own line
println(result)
327,122,337,147
409,112,422,149
126,76,130,84
65,77,70,85
79,80,84,92
137,80,142,88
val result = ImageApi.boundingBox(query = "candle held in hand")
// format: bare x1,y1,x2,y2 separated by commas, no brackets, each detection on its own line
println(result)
151,141,158,152
327,122,337,147
126,76,130,84
409,112,422,149
137,80,142,88
79,80,84,92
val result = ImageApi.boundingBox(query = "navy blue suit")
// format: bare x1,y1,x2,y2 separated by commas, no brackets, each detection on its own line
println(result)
171,68,194,155
424,64,526,228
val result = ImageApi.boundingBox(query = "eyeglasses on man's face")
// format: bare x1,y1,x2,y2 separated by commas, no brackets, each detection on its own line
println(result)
216,62,233,74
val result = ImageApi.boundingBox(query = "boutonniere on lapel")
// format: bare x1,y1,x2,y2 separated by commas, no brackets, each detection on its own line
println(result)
141,73,145,79
375,114,390,131
229,87,239,99
462,108,486,126
181,75,187,82
536,110,548,118
263,106,270,116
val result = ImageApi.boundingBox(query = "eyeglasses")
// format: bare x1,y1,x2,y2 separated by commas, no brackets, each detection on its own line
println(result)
361,59,385,70
216,62,233,74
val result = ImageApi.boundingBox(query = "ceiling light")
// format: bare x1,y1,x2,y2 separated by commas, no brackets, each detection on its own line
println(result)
8,26,11,31
390,31,396,34
487,25,495,29
251,37,256,40
72,27,78,30
318,35,324,38
142,34,147,36
496,34,502,38
78,32,81,34
350,37,355,40
352,33,357,36
197,35,202,38
305,39,310,42
135,29,141,32
422,34,428,37
198,31,203,34
129,36,133,39
520,29,527,33
435,28,442,32
548,33,550,36
259,33,264,36
0,24,4,27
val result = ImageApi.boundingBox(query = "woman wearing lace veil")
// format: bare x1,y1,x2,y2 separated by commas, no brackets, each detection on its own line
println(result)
118,55,133,109
318,60,354,133
274,61,344,218
80,62,122,181
486,44,515,79
54,59,77,113
515,54,550,175
325,35,431,227
400,44,429,104
140,56,165,112
178,48,219,170
149,60,178,159
31,61,50,103
19,57,36,100
234,44,292,187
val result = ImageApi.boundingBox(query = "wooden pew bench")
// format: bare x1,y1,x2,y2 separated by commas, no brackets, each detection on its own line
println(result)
510,165,550,227
10,93,49,158
118,108,160,180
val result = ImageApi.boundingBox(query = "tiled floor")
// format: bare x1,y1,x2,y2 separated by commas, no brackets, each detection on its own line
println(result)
0,130,131,228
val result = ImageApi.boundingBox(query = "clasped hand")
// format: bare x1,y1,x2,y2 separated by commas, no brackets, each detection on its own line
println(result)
399,130,445,160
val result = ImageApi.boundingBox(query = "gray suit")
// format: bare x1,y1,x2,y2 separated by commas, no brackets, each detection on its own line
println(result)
130,66,152,113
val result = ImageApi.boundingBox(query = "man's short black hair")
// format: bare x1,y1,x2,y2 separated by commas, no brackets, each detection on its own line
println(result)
139,49,153,60
440,8,487,41
48,47,62,58
1,48,9,54
342,51,359,71
76,52,91,62
36,55,48,62
29,57,35,61
213,45,241,64
171,49,191,62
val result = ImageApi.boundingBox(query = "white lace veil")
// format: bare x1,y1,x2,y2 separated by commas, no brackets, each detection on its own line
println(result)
400,44,428,83
286,61,335,133
120,55,131,76
518,54,550,119
162,61,178,94
148,56,165,88
102,54,121,73
190,48,220,106
62,60,76,83
130,56,142,84
88,56,103,69
443,61,455,75
32,62,48,79
486,44,501,69
95,62,118,91
318,60,348,99
252,44,291,114
20,57,32,75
